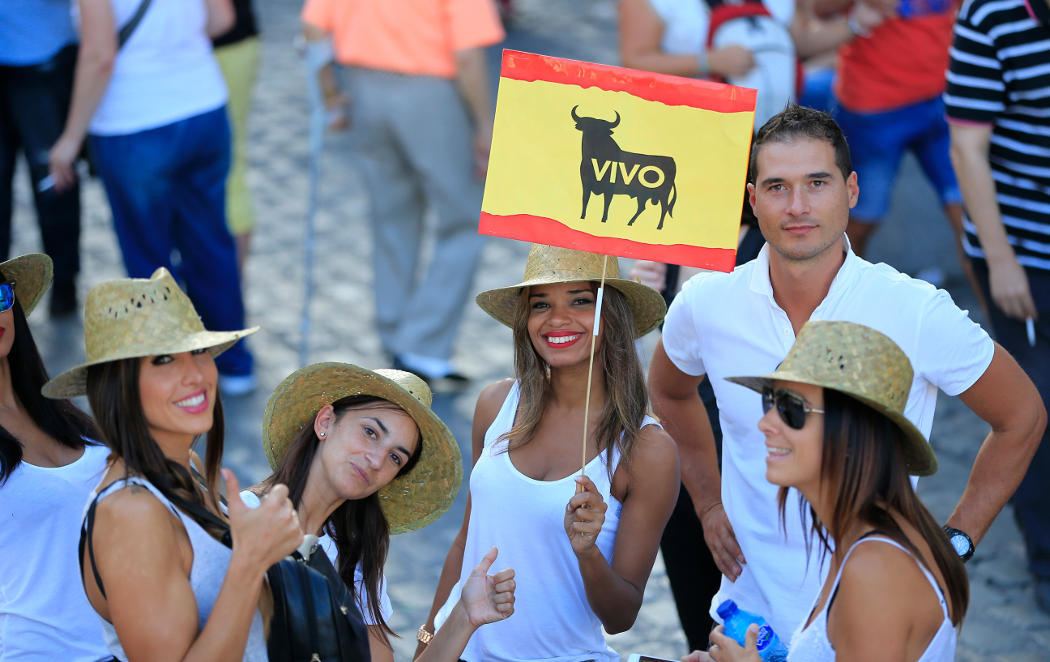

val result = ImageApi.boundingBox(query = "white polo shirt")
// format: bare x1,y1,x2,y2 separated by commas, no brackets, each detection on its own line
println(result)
661,238,993,640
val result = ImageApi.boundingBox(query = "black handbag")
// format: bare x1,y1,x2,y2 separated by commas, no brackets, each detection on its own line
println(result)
265,545,371,661
167,493,372,662
81,480,371,661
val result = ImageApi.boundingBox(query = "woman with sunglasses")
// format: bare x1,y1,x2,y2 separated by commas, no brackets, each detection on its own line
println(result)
244,362,516,662
421,244,679,661
42,268,302,661
0,254,112,661
686,320,967,661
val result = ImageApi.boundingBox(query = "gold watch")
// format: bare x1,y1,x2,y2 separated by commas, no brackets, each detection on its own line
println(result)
417,625,434,645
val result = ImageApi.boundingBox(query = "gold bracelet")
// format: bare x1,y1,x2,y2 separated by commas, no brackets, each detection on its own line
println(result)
417,624,434,645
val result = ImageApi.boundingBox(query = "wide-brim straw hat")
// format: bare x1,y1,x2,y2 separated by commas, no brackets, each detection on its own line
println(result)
0,253,53,317
42,267,258,399
476,244,666,337
262,362,462,535
727,320,936,476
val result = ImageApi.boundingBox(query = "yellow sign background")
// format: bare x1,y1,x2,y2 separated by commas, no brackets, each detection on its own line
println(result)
483,78,754,250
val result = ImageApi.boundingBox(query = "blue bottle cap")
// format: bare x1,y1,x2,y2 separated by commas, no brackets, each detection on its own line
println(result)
715,599,738,620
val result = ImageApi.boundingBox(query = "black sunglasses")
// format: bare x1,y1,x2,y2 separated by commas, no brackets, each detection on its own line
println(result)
0,281,15,314
762,387,824,430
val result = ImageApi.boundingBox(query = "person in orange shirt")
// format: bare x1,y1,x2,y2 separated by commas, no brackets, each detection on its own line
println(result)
301,0,504,389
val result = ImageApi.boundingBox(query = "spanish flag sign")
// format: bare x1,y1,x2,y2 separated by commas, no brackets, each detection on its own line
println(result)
480,51,756,271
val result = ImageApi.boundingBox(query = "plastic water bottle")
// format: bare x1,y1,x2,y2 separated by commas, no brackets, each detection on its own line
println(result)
716,600,789,661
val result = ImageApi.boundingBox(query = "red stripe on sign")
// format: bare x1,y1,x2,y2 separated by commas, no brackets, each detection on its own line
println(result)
479,212,738,272
499,50,756,114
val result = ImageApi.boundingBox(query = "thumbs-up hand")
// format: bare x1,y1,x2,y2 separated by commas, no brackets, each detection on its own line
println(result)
460,546,516,627
224,469,303,575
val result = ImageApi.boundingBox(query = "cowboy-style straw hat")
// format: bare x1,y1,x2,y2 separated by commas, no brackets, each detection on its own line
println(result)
262,362,462,535
476,244,666,337
0,253,53,317
42,267,258,399
727,320,936,476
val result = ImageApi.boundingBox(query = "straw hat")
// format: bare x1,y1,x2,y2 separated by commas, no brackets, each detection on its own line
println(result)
0,253,53,317
476,244,666,337
727,320,936,476
42,267,258,399
262,362,462,535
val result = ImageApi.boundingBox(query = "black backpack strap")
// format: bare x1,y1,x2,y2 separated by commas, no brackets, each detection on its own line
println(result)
117,0,154,49
78,492,108,600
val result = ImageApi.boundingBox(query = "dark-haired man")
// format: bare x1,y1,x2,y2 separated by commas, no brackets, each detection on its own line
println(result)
649,104,1045,639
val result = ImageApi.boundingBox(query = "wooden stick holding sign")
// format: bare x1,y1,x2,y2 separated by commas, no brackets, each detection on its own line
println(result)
580,254,609,476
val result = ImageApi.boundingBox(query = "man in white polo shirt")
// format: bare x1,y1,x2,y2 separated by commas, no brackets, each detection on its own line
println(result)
648,104,1046,641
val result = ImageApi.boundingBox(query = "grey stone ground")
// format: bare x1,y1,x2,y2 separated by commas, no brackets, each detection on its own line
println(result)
10,0,1048,658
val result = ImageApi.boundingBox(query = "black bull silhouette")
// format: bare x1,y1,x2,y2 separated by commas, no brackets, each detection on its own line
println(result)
572,106,677,230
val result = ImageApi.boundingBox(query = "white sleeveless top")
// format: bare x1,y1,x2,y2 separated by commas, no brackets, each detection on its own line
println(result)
0,443,110,662
85,477,268,661
788,536,956,661
435,382,658,662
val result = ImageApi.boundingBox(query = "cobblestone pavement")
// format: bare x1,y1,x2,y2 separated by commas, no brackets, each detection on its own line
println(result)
10,0,1047,658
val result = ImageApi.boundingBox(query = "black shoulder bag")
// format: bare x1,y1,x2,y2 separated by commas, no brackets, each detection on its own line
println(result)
80,486,371,662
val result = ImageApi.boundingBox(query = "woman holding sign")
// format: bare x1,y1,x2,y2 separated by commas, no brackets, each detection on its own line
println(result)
420,244,679,661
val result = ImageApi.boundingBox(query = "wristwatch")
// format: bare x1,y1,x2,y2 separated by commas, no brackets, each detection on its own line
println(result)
417,624,434,646
944,526,975,562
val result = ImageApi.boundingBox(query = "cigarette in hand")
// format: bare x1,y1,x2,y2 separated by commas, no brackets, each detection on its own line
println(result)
1026,317,1036,347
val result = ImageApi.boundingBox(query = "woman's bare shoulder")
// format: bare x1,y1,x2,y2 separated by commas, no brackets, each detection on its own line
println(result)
632,423,678,465
474,378,515,424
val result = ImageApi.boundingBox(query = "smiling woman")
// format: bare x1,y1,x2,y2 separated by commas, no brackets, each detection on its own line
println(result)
39,267,302,662
686,321,969,662
249,362,518,662
424,244,679,662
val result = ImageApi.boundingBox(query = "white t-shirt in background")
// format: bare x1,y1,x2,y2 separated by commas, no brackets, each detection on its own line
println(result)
79,0,227,135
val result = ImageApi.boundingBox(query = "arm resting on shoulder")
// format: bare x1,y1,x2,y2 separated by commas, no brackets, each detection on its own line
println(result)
951,343,1047,544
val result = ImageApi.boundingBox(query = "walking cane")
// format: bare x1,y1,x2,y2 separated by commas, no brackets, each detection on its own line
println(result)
298,37,333,367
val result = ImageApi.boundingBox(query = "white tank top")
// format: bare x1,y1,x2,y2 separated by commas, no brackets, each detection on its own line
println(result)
435,382,658,662
788,536,956,661
85,477,268,661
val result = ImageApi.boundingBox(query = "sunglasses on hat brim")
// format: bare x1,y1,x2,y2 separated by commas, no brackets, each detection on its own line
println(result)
762,387,824,430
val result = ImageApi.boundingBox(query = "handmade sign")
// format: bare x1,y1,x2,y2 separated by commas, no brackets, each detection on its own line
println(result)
480,50,757,272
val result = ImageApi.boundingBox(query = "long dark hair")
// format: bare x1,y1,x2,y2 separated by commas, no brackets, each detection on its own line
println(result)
779,389,969,625
85,357,226,539
503,284,648,475
261,394,423,642
0,295,100,484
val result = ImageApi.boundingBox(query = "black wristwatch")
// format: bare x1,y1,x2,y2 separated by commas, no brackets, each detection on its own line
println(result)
944,526,975,562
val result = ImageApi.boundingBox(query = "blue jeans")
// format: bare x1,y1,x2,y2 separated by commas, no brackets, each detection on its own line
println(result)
833,96,961,222
0,44,81,287
974,258,1050,580
90,106,252,376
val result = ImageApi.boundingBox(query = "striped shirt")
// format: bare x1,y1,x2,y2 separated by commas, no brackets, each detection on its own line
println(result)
944,0,1050,271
